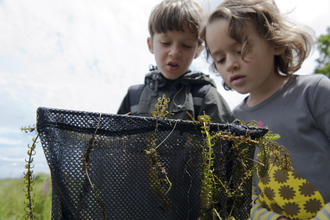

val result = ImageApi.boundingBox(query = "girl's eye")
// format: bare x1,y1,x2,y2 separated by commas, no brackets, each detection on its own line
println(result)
183,44,192,49
216,58,225,64
237,51,241,55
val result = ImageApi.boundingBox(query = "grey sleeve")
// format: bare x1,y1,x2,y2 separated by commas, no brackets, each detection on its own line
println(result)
310,75,330,140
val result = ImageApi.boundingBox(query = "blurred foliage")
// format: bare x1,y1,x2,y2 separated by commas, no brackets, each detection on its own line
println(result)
314,27,330,77
0,173,52,219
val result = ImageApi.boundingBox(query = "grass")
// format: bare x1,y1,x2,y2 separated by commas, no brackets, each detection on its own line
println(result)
0,173,52,220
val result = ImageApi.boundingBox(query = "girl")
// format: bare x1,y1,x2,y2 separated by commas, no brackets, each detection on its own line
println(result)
201,0,330,219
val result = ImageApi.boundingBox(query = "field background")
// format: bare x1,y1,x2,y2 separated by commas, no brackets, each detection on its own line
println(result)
0,173,52,220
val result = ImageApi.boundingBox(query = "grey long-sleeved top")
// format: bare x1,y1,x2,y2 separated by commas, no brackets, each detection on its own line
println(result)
233,74,330,219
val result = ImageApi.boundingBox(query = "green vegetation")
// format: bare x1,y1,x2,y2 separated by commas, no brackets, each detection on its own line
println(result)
197,119,291,219
146,94,174,210
315,27,330,77
21,125,39,220
0,173,52,220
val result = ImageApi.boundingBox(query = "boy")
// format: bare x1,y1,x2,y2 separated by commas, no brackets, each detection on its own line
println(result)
117,0,233,123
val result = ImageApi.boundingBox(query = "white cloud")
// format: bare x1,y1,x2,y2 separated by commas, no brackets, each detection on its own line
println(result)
0,0,163,114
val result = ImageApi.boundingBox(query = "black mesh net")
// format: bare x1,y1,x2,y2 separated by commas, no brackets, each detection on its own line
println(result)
36,107,267,220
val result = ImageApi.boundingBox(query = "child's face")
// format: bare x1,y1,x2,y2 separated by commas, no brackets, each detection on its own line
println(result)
147,24,203,80
205,19,283,95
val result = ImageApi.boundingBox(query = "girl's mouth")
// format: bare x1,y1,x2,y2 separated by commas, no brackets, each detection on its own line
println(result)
230,75,245,85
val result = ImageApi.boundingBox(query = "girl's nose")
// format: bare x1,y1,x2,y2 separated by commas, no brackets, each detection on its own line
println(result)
226,55,239,72
169,44,182,59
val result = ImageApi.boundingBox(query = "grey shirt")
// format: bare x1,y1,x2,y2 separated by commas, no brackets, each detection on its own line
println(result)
233,74,330,203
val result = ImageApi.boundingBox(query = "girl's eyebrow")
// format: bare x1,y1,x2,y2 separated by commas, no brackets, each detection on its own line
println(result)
210,50,223,57
210,41,240,57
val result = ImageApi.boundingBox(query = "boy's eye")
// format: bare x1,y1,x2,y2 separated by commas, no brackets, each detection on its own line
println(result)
161,42,170,46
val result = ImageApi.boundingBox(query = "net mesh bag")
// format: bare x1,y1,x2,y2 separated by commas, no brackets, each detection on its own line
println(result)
36,107,267,220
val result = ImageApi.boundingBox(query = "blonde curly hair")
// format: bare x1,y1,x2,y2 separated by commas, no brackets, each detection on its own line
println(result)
200,0,315,89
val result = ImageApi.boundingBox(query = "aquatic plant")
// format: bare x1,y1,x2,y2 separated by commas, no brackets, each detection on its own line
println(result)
243,121,291,177
146,94,175,210
21,125,38,220
79,113,107,220
195,118,292,219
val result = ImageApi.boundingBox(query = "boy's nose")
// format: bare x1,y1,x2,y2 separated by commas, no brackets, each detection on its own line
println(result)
169,45,181,59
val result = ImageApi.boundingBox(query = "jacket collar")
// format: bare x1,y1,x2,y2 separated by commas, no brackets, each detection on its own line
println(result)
144,67,216,90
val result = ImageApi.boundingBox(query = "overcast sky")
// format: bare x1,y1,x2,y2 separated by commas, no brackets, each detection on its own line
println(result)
1,0,329,179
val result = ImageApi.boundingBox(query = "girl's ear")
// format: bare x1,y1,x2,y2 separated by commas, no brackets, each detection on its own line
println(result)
194,44,204,59
274,45,286,55
147,37,154,54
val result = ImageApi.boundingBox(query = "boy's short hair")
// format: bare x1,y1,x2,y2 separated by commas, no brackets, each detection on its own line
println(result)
201,0,315,81
148,0,206,45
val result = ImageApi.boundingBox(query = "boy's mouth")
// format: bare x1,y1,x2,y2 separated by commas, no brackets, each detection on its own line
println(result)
167,61,179,71
230,74,245,85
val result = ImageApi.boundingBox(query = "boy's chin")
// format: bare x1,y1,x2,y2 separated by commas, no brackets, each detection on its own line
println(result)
161,72,186,80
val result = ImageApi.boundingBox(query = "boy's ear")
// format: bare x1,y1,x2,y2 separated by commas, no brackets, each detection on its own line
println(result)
194,44,204,59
147,37,154,54
274,45,286,55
